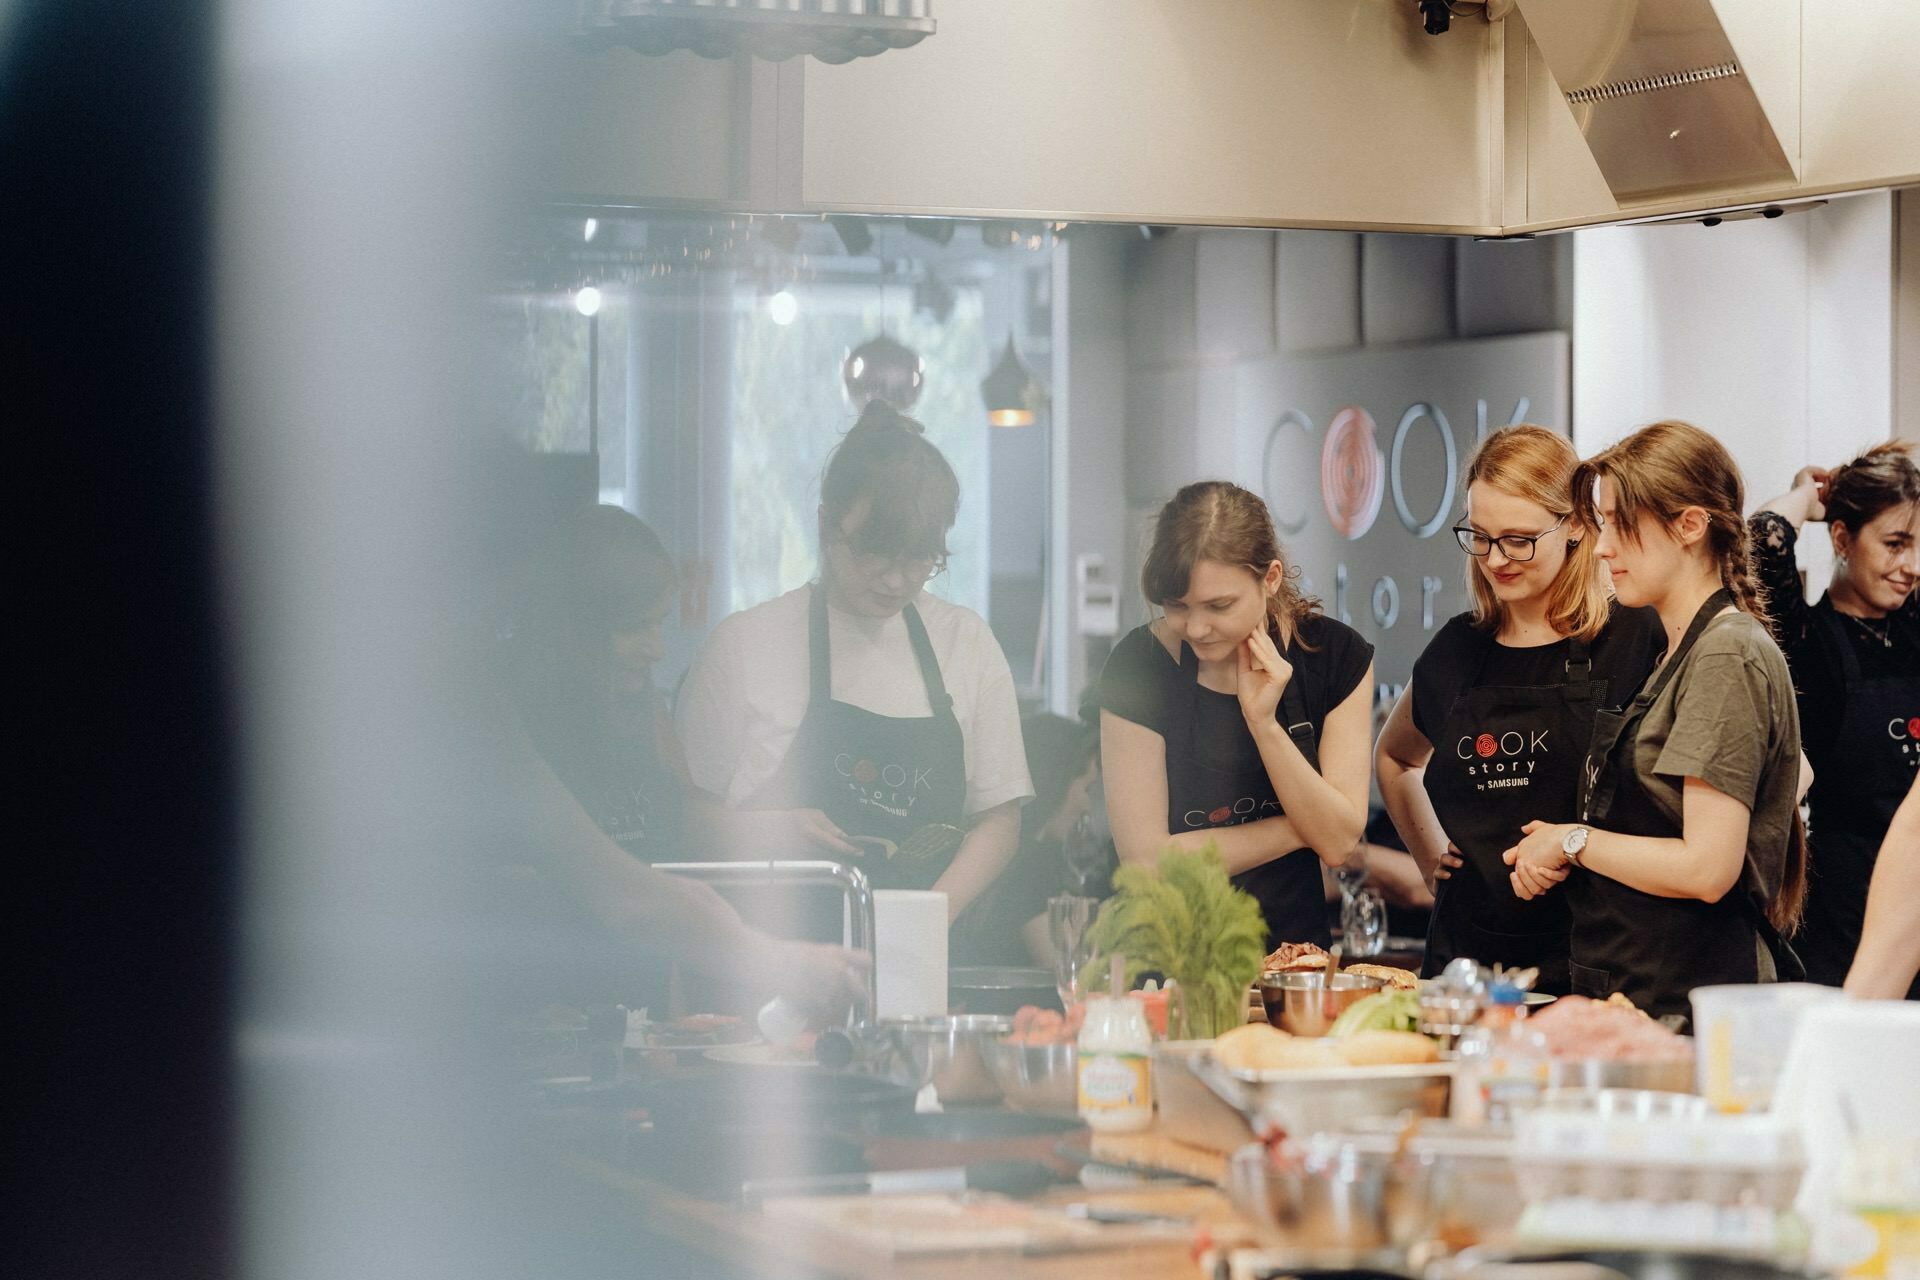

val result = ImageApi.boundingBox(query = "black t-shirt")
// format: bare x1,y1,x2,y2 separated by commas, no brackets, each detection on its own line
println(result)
1751,511,1920,763
1100,614,1375,744
1098,614,1374,946
1410,602,1667,743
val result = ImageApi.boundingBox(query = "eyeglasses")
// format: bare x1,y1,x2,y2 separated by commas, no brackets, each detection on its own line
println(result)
843,546,946,582
1452,515,1568,562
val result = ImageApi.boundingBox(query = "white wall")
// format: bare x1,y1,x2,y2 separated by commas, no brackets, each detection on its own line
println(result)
1571,190,1896,595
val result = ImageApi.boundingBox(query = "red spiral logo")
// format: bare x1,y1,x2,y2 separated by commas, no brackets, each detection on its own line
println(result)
1320,407,1385,540
1908,717,1920,738
1208,806,1232,824
854,759,880,785
1475,734,1498,758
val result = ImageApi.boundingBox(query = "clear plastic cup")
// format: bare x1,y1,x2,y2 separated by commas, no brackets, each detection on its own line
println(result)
1689,983,1844,1113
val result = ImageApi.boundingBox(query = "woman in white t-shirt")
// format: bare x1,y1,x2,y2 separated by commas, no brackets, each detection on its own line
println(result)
677,402,1032,922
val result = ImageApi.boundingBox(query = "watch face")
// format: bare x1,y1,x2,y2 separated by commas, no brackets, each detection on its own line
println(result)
1563,826,1588,855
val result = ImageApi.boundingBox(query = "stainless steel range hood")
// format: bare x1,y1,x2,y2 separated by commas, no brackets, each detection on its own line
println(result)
1515,0,1799,204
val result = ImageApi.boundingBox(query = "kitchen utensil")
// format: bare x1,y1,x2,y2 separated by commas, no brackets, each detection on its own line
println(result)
874,1014,1012,1104
980,1037,1077,1115
1154,1039,1262,1154
1687,982,1842,1113
1260,970,1388,1036
1448,1249,1829,1280
949,965,1061,1016
1190,1048,1454,1139
1229,1121,1521,1257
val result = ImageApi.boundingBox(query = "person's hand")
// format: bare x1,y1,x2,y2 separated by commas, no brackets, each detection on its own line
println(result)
1427,841,1465,893
1792,466,1833,521
781,808,863,859
764,938,871,1023
1236,628,1294,729
1502,821,1572,900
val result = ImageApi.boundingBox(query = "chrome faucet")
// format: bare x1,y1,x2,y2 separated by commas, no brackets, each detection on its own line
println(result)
651,859,877,1025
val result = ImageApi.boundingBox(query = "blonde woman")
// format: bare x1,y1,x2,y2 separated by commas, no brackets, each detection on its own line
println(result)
1377,427,1663,992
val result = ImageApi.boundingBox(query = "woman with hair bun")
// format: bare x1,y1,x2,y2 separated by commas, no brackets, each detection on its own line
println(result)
1097,480,1375,951
1504,421,1809,1023
677,401,1031,918
1376,426,1664,993
1753,441,1920,994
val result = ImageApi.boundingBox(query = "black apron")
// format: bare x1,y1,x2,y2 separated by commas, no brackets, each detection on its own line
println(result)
1572,590,1797,1025
580,699,683,863
1797,605,1920,996
1420,634,1602,994
750,586,969,893
1164,636,1327,952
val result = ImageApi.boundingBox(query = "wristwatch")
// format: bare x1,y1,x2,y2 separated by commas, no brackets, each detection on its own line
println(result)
1560,825,1590,868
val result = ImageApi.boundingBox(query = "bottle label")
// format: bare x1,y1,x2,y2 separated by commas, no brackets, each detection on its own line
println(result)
1078,1052,1151,1111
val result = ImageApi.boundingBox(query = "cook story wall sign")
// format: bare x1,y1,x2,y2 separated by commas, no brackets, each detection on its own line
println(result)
1233,331,1571,695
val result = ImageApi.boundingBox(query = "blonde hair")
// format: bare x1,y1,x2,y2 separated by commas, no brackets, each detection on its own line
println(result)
1463,425,1610,642
1141,481,1319,647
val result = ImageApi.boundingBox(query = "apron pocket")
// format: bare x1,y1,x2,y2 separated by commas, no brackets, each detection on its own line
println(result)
1568,959,1613,1001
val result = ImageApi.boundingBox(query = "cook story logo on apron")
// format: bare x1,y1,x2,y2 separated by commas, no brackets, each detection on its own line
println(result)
1457,725,1552,791
835,753,937,819
1890,712,1920,767
1182,794,1284,830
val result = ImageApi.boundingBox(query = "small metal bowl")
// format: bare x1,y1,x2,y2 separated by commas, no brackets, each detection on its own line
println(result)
1260,970,1387,1036
874,1015,1012,1105
980,1038,1078,1115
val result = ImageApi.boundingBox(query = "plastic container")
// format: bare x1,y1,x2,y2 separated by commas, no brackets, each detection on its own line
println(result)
1688,983,1843,1113
1452,985,1549,1125
1076,994,1153,1132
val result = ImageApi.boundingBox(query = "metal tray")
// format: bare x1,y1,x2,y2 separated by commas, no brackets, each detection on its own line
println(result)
1190,1050,1455,1137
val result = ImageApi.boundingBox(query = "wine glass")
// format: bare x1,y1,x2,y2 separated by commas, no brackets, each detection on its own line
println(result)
1046,893,1098,1009
1342,885,1388,958
1063,814,1105,897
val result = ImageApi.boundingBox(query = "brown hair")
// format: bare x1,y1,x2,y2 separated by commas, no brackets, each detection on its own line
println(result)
1462,425,1611,641
1826,440,1920,536
1141,481,1319,646
1571,420,1806,932
819,400,960,568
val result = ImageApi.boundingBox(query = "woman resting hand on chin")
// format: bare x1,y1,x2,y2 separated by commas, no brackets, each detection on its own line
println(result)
1097,481,1375,952
1502,421,1810,1024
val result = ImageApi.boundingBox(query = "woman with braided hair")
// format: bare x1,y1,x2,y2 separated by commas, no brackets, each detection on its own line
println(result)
1503,421,1809,1025
1752,442,1919,995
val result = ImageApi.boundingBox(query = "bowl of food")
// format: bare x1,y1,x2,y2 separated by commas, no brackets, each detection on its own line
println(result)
1260,970,1388,1037
981,1039,1077,1114
874,1015,1012,1104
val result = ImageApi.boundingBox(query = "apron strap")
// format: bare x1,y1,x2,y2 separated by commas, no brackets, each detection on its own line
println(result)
810,587,956,718
1564,634,1592,686
1279,643,1321,774
1813,602,1866,687
807,584,833,705
1637,588,1735,709
901,604,954,716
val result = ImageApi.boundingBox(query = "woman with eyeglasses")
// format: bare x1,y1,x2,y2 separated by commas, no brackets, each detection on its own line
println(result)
676,401,1031,915
1502,421,1810,1023
1377,427,1664,992
1098,481,1376,952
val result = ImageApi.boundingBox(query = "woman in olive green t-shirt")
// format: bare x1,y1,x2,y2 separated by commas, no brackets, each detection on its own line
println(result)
1502,421,1810,1025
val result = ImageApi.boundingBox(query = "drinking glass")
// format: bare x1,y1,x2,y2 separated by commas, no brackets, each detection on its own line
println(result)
1063,814,1105,897
1342,885,1387,958
1046,893,1098,1009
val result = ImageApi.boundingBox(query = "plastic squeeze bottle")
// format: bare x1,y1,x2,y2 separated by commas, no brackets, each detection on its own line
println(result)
1077,953,1153,1133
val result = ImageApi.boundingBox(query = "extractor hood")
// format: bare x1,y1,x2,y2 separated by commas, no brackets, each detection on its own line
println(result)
1515,0,1798,204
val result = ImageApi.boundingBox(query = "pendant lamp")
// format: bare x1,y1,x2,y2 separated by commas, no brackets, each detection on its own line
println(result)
842,333,925,411
980,333,1044,428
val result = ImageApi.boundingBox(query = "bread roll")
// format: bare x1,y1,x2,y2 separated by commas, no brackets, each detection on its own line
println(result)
1344,964,1419,991
1266,1039,1347,1071
1213,1022,1293,1072
1335,1029,1440,1067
